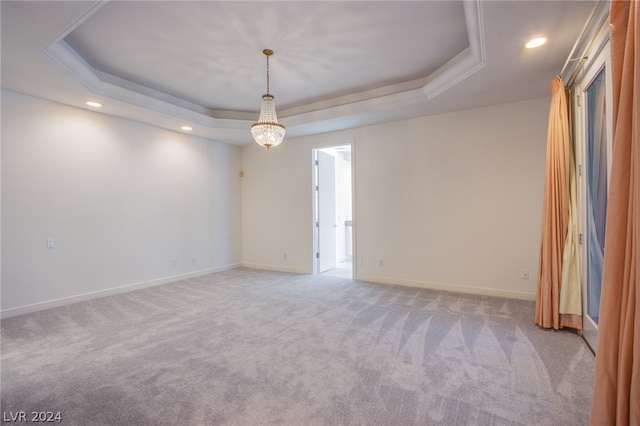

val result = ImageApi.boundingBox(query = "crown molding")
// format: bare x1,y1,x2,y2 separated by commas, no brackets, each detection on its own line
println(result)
41,0,486,141
422,0,486,100
42,40,252,130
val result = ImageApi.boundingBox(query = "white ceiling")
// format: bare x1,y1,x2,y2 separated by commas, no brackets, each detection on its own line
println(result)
1,1,598,146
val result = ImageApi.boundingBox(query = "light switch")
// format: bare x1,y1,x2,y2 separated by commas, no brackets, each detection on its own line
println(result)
47,237,55,248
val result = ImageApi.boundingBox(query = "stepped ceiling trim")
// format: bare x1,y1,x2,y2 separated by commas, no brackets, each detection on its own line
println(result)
42,1,485,135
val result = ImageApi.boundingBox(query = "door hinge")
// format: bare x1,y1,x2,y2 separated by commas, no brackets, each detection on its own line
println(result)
315,185,319,191
315,221,319,228
577,94,581,107
316,252,320,259
579,233,584,245
578,164,582,176
315,159,319,165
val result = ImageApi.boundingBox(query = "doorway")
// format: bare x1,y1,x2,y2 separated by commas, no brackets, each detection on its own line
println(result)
576,43,612,353
313,144,353,278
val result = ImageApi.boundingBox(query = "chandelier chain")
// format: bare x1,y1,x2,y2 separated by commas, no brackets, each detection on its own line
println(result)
266,53,270,94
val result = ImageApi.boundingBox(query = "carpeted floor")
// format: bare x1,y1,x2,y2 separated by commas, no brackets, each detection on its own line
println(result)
1,268,594,425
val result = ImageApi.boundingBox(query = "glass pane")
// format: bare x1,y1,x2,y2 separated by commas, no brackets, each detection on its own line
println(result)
586,67,607,324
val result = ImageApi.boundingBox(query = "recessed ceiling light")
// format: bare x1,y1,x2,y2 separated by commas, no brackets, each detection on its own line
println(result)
86,101,102,108
525,37,547,49
181,126,193,131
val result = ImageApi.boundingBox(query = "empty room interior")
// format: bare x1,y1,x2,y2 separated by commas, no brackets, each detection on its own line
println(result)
2,1,638,425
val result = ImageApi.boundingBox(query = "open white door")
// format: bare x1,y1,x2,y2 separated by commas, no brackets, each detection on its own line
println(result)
317,150,336,273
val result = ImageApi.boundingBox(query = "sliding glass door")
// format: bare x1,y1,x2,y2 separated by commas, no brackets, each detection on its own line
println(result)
577,45,612,352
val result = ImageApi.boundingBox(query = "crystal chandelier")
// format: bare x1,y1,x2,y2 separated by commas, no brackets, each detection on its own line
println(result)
251,49,285,149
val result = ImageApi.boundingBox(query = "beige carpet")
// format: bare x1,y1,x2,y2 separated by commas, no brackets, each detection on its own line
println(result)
1,268,594,425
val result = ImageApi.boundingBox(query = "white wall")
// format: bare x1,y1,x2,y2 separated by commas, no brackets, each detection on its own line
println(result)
242,97,549,299
1,90,242,316
1,91,549,316
241,135,318,273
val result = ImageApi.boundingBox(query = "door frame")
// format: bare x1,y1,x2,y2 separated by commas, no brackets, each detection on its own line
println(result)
311,141,355,276
573,34,613,353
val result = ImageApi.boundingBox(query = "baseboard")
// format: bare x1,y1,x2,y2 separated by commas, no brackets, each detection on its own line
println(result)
0,263,241,319
241,262,309,275
355,274,536,301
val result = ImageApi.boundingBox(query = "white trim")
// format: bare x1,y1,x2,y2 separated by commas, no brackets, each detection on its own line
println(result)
0,263,240,319
355,274,536,301
42,41,252,130
422,0,486,100
41,1,485,140
311,140,355,277
44,1,108,45
241,263,309,275
574,36,612,353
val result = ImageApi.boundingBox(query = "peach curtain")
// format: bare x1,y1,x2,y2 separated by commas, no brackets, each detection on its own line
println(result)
536,76,580,330
590,0,639,424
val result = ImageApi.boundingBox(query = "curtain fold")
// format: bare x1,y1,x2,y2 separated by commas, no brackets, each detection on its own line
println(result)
536,76,580,330
590,0,639,424
559,135,582,329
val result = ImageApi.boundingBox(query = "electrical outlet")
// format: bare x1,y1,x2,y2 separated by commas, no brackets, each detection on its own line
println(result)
379,260,384,267
47,237,55,249
283,253,288,259
521,270,530,280
171,259,177,268
192,257,196,264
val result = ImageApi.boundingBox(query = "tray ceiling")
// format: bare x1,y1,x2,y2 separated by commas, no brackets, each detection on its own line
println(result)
1,1,598,146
